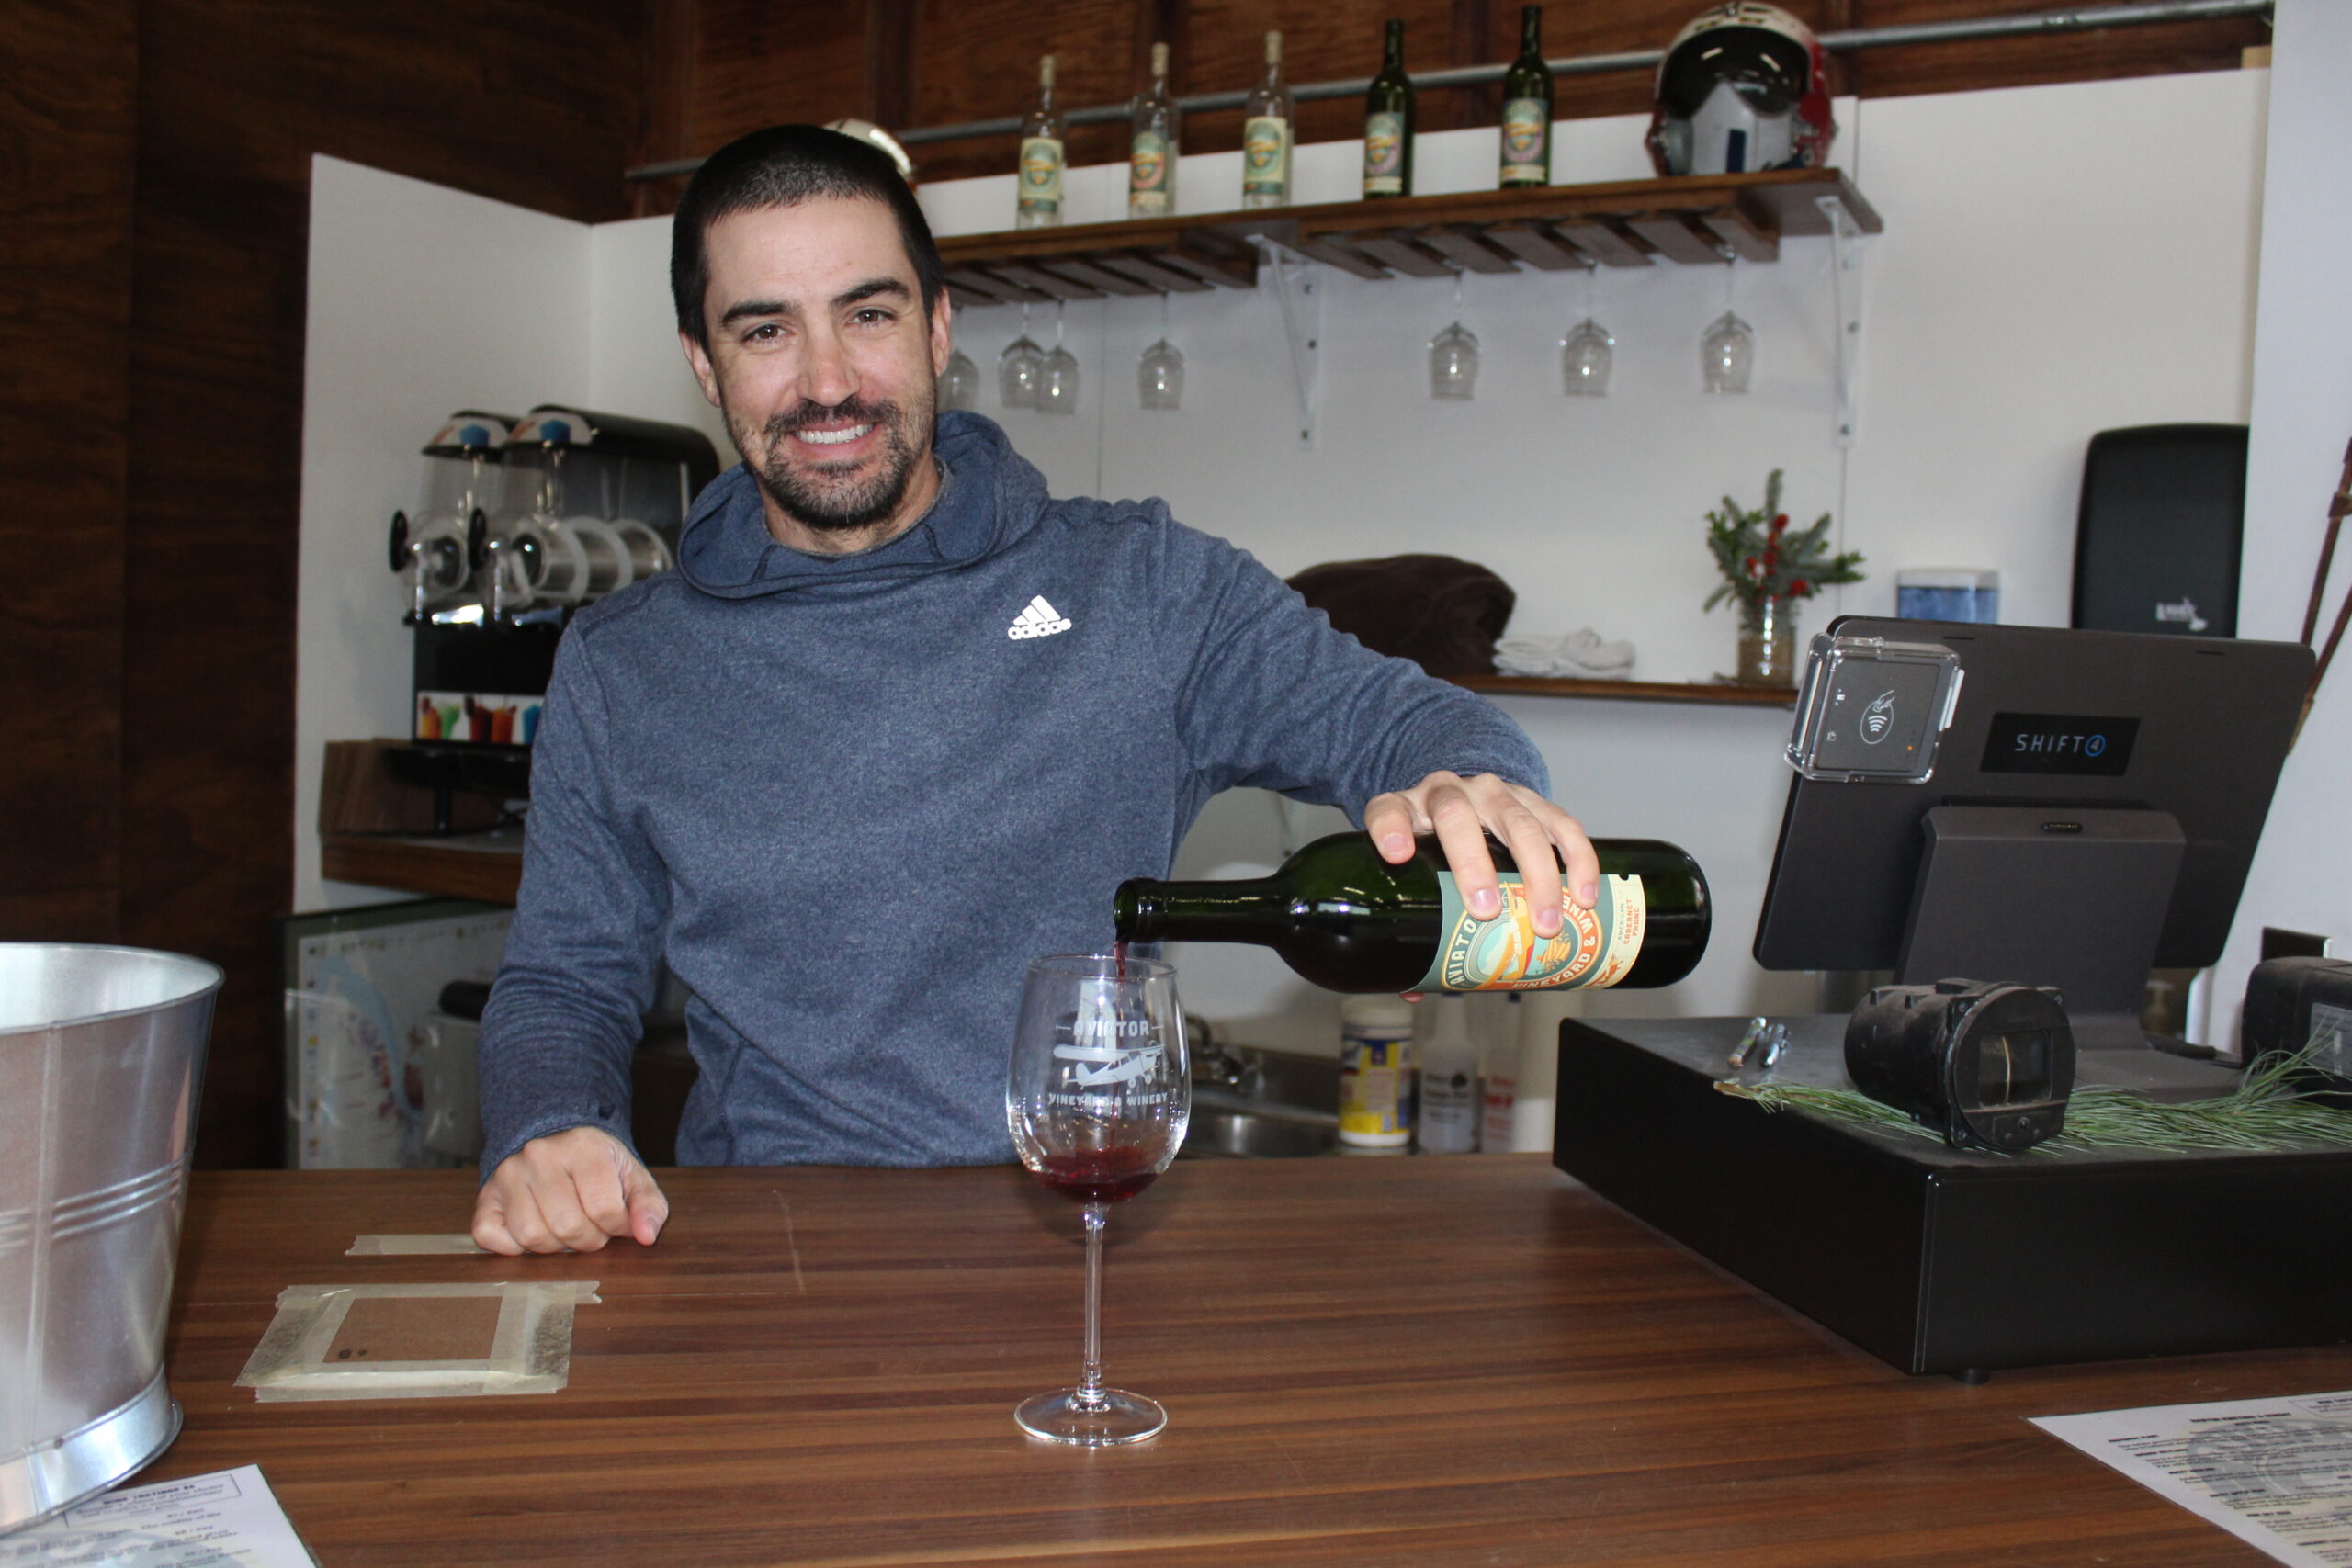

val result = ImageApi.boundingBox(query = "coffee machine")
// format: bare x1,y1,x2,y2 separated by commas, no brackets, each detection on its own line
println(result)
387,405,720,828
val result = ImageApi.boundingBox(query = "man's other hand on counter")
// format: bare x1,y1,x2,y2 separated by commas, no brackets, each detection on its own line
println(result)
472,1125,669,1255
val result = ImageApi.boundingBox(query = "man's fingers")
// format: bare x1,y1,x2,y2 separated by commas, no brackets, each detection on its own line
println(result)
1360,793,1419,863
622,1162,670,1247
471,1185,524,1257
1496,801,1565,937
1427,785,1500,919
1551,813,1601,912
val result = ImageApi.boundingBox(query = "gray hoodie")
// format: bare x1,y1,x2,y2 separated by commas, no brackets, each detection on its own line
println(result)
477,411,1547,1170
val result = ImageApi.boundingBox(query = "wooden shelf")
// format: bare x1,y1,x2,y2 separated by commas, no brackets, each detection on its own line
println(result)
322,829,523,904
936,168,1880,307
1455,674,1798,708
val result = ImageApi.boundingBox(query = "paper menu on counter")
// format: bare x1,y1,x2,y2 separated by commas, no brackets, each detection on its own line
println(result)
2,1466,314,1566
2034,1390,2352,1567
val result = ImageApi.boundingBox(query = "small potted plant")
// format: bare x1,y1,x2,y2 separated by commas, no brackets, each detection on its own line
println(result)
1703,469,1864,686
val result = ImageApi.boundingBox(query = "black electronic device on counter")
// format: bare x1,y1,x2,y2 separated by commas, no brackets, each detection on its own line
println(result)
2245,956,2352,1095
1844,978,2074,1151
1755,619,2312,1050
1554,623,2343,1377
1557,1014,2352,1378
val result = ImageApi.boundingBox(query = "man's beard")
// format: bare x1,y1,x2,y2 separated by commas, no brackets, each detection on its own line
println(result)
731,389,931,536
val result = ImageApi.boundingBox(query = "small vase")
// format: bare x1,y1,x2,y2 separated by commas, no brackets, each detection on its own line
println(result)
1736,598,1799,687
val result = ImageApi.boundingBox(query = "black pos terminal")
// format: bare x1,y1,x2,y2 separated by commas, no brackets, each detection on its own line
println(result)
1555,620,2346,1377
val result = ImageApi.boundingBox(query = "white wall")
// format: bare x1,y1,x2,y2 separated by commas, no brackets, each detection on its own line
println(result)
295,157,592,911
2206,0,2352,1049
298,70,2272,1045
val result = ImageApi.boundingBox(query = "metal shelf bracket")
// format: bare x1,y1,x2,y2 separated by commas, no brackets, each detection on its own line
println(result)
1819,193,1870,449
1255,238,1323,449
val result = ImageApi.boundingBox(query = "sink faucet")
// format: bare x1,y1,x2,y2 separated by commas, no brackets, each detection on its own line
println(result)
1186,1018,1255,1092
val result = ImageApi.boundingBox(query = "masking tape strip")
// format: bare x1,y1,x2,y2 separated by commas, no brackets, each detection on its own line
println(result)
234,1281,599,1402
346,1234,488,1255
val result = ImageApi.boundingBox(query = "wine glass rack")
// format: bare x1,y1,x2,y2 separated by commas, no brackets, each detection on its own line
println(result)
934,167,1879,308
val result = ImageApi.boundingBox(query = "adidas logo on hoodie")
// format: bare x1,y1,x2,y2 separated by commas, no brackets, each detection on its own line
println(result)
1007,595,1073,640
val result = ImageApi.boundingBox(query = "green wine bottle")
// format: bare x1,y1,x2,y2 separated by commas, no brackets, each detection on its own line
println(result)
1114,832,1709,994
1363,19,1415,199
1498,5,1553,187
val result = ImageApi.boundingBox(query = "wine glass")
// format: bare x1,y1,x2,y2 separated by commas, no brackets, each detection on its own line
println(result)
1138,293,1182,411
1000,303,1044,409
1429,269,1478,400
1701,255,1754,394
1040,301,1080,415
1563,263,1613,397
1006,953,1190,1445
941,347,980,411
1561,319,1613,396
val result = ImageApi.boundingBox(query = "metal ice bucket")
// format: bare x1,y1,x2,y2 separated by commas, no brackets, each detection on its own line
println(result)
0,944,220,1533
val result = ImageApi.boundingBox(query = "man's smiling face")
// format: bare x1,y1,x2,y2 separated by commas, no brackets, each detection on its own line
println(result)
682,195,954,555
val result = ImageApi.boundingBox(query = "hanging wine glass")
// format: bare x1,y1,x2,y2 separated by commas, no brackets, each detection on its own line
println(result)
1561,264,1613,397
1040,299,1081,415
942,347,980,411
1137,294,1182,411
1000,302,1045,410
1701,254,1754,395
1428,270,1478,401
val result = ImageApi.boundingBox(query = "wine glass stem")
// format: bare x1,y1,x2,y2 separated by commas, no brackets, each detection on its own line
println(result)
1078,1201,1108,1408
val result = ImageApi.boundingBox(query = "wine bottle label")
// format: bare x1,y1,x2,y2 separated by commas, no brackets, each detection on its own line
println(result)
1363,110,1406,195
1499,97,1549,183
1243,116,1292,197
1128,130,1170,213
1419,873,1647,992
1019,137,1065,213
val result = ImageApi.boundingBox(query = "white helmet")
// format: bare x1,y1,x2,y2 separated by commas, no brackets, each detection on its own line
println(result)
1646,3,1837,177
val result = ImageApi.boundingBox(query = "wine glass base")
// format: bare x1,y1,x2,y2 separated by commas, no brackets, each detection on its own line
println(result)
1014,1387,1167,1446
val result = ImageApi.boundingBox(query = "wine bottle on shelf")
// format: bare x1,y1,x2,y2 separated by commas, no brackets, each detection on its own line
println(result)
1018,55,1066,229
1242,30,1295,209
1114,831,1710,994
1498,4,1554,187
1363,18,1415,199
1127,42,1181,219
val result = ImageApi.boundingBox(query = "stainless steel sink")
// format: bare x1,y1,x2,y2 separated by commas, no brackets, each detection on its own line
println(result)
1182,1104,1339,1159
1178,1043,1343,1159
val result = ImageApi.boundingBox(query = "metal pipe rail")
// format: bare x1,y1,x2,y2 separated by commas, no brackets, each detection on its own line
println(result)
625,0,2270,179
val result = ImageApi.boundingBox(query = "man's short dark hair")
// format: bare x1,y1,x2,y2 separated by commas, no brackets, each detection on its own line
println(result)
671,124,945,346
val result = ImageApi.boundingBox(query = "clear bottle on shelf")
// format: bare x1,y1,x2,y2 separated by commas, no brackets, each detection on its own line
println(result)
1128,42,1181,219
1242,30,1295,209
1018,55,1066,230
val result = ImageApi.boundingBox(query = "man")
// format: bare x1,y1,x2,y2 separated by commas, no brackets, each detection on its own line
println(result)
471,125,1595,1255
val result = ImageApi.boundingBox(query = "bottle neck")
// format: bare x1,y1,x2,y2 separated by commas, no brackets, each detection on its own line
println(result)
1520,7,1541,55
1115,877,1290,945
1385,24,1404,69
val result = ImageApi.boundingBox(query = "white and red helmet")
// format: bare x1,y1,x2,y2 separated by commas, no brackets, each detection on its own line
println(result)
1646,3,1837,177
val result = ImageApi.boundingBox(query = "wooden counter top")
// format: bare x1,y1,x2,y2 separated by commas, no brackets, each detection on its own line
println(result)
155,1158,2323,1565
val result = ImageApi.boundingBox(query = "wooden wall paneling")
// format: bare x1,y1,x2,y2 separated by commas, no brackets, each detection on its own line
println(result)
694,0,869,157
865,0,921,130
1837,0,2264,101
0,0,138,945
907,0,1145,183
114,0,646,1168
1449,0,1497,130
636,0,700,217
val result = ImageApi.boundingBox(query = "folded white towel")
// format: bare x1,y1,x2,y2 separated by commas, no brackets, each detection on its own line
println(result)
1495,629,1637,679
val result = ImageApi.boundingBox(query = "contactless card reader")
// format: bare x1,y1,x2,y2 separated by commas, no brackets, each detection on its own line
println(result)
1785,634,1963,784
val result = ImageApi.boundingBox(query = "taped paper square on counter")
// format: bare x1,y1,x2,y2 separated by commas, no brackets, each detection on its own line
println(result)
234,1280,599,1402
346,1233,487,1255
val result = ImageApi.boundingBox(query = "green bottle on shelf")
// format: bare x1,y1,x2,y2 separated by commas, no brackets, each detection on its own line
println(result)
1498,5,1553,187
1114,832,1710,994
1363,18,1416,199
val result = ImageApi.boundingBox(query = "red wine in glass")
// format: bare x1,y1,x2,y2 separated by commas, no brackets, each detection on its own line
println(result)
1005,952,1191,1446
1035,1145,1161,1203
